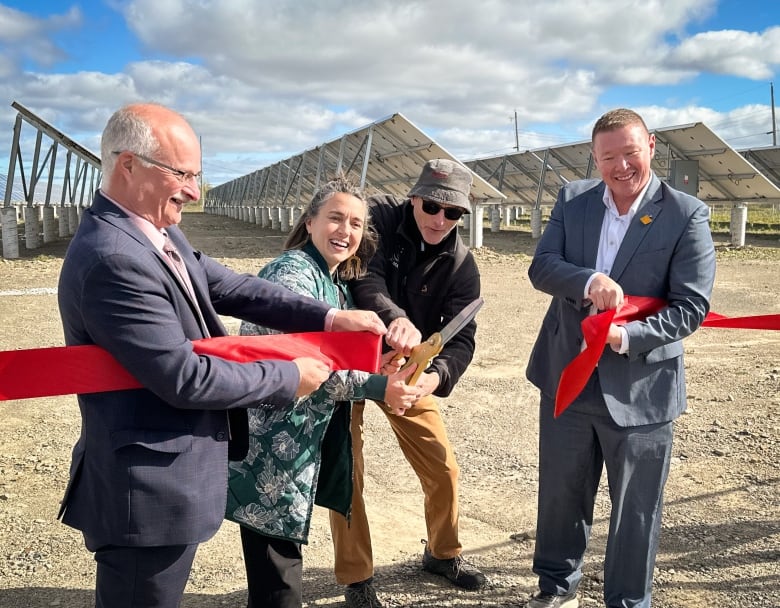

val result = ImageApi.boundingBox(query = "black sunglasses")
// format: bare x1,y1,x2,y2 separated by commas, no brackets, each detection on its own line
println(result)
421,200,467,221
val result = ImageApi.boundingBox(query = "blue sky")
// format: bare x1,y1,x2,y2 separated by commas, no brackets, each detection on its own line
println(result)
1,0,779,185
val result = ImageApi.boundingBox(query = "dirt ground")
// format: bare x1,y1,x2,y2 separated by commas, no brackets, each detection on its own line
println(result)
0,212,778,608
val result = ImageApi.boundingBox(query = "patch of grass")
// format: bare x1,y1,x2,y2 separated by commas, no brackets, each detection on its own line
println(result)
709,204,780,234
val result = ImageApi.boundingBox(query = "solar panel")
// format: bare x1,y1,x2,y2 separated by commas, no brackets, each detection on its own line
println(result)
207,113,506,208
738,145,780,191
466,122,780,206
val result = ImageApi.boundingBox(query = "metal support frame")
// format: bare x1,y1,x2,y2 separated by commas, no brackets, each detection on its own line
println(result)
202,112,505,249
2,101,101,258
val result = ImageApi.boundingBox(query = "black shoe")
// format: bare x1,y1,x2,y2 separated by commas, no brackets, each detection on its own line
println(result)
421,545,487,590
526,590,579,608
345,578,384,608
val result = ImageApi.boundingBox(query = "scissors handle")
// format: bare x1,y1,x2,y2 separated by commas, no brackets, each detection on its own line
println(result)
399,332,443,385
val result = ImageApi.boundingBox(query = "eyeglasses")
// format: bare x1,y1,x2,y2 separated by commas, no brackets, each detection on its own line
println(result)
113,150,201,184
421,200,467,221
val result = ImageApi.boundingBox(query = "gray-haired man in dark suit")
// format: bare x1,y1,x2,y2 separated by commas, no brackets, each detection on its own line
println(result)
57,102,385,608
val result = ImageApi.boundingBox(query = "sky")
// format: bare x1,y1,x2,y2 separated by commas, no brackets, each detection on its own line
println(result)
1,0,780,187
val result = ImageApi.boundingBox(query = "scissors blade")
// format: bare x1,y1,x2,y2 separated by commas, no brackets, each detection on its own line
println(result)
438,297,484,346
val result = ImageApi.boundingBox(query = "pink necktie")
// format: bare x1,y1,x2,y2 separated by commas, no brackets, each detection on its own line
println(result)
162,234,210,336
163,235,196,298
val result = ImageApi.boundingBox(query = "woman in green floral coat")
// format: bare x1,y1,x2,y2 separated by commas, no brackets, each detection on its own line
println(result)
227,175,419,608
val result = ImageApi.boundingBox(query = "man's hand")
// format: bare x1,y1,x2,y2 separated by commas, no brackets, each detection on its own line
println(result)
292,357,330,397
385,317,422,356
587,273,624,311
606,323,625,350
331,309,386,335
413,370,440,399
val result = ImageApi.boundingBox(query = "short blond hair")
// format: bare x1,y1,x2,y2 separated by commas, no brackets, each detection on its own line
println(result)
592,108,649,141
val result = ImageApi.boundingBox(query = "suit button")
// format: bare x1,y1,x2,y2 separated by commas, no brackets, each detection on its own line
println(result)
216,432,226,441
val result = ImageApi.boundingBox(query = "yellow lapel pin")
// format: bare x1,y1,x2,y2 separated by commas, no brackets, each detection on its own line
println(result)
640,214,653,225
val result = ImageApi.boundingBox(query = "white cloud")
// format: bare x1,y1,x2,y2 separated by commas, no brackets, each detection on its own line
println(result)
0,5,81,68
671,27,780,79
1,0,779,185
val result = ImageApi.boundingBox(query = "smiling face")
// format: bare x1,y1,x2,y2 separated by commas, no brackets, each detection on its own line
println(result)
305,192,367,273
138,117,202,229
592,122,656,213
104,104,202,229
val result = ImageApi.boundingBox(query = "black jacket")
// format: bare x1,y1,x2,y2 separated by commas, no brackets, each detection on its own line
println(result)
351,194,481,397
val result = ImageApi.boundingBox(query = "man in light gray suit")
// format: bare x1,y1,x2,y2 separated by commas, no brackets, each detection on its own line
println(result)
57,102,386,608
524,108,716,608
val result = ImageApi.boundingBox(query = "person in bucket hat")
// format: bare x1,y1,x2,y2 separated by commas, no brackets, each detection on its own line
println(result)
408,158,473,211
328,159,487,608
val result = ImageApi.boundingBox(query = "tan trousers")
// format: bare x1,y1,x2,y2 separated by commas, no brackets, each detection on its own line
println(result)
328,396,461,585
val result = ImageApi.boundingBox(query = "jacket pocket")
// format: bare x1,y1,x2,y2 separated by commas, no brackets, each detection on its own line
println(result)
110,429,193,454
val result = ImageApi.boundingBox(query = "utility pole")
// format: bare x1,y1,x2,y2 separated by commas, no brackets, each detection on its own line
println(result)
772,82,777,147
513,110,519,151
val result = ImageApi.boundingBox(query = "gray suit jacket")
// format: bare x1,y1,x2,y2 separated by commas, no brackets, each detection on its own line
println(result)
526,174,716,426
57,193,331,548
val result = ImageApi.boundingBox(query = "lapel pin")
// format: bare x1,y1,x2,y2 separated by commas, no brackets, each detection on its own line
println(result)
640,214,653,225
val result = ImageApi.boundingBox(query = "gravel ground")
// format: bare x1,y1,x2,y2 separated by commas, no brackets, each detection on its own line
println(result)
0,213,778,608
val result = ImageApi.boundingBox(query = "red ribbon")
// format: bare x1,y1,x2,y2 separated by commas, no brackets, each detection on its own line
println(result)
0,332,382,401
555,296,780,418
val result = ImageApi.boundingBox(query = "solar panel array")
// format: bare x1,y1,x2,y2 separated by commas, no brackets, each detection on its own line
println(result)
206,113,506,208
466,122,780,208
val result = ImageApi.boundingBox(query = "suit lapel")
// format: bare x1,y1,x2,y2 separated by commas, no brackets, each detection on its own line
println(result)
167,227,207,296
91,194,151,250
93,195,218,337
166,256,212,337
166,226,225,337
583,188,606,268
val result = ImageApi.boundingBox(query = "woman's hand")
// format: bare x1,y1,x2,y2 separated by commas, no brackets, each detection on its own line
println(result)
379,350,404,376
382,363,420,416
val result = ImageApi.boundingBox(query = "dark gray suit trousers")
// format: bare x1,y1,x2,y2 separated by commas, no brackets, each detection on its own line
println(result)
91,542,198,608
533,372,674,608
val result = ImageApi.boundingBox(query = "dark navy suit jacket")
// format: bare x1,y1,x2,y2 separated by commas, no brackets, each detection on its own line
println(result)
526,174,716,426
57,193,331,548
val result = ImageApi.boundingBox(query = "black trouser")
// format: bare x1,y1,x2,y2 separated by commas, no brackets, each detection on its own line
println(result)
240,525,303,608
